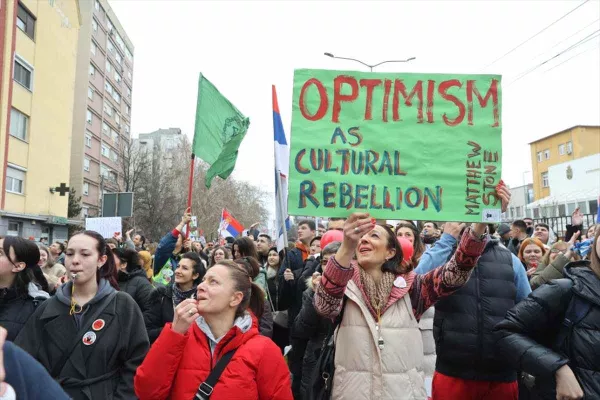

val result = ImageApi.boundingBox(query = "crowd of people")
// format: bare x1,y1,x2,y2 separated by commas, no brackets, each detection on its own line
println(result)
0,183,599,399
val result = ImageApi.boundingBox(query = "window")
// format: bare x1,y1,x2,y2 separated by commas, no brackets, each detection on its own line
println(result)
112,91,121,104
6,166,25,194
89,63,96,76
7,221,21,237
102,122,109,135
92,18,98,32
82,207,89,219
86,109,93,124
9,108,28,141
105,60,112,74
541,172,549,188
95,0,99,11
101,144,110,158
126,87,131,98
91,41,97,56
107,18,113,32
115,52,122,64
114,70,122,83
109,171,118,183
100,165,110,178
115,114,120,126
107,40,115,54
566,141,573,153
13,55,33,90
83,182,89,196
558,144,565,155
537,151,542,162
125,105,130,116
125,124,129,135
88,87,94,100
17,2,35,39
115,33,125,51
84,158,90,172
103,103,112,116
544,149,550,160
111,150,118,163
85,133,92,147
112,131,119,145
125,47,133,62
127,71,132,81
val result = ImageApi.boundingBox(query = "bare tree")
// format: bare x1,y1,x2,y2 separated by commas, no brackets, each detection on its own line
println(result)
126,134,269,243
119,139,152,193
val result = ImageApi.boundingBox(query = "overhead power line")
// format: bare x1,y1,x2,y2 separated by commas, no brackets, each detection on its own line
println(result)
530,18,599,61
482,0,591,70
544,43,600,73
507,29,600,85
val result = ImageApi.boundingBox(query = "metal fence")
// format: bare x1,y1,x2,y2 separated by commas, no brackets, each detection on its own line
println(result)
534,213,598,240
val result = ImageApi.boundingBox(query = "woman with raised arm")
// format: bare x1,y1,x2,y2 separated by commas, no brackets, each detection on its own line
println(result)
313,209,500,399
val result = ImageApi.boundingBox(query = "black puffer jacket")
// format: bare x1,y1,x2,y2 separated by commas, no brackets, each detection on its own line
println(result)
117,269,153,314
292,286,332,400
433,239,517,381
143,284,176,344
0,288,47,341
495,261,600,399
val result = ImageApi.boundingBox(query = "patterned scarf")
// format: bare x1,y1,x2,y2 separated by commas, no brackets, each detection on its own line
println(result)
172,283,197,307
359,268,396,315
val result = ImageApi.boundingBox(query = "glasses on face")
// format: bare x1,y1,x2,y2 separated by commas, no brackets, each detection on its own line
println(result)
550,248,566,254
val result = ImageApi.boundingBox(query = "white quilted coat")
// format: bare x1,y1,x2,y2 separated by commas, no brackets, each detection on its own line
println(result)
332,280,427,400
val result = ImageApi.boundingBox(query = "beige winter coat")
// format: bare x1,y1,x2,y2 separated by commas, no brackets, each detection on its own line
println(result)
333,279,427,400
41,263,66,287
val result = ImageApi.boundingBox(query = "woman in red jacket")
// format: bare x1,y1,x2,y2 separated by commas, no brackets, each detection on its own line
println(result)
134,260,292,400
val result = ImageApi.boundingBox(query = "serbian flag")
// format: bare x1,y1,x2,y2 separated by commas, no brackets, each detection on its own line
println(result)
273,85,291,251
219,208,244,238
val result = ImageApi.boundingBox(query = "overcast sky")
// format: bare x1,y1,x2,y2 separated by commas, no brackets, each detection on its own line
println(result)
109,0,600,220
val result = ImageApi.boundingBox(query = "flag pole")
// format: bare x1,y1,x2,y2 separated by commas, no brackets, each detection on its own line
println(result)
275,171,289,249
185,153,195,238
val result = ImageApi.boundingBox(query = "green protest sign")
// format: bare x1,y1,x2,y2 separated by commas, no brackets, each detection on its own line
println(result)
288,69,502,222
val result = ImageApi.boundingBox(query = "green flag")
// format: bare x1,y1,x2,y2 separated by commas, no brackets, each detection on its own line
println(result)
193,74,250,188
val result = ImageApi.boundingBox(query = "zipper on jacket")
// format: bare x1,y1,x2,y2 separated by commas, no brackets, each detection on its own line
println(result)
206,336,214,368
475,269,484,365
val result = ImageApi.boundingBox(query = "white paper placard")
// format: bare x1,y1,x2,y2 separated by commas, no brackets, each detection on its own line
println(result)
85,217,123,239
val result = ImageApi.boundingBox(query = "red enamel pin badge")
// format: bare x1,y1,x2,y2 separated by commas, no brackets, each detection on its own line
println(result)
92,319,105,331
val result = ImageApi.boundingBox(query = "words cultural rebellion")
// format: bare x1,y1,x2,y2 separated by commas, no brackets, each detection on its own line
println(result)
288,70,503,222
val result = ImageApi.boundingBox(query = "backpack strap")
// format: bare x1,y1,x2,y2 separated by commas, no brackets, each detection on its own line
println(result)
194,349,238,399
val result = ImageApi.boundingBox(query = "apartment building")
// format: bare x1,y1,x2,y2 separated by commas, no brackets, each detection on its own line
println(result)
0,0,80,241
135,127,184,169
527,125,599,219
70,0,134,219
529,125,599,200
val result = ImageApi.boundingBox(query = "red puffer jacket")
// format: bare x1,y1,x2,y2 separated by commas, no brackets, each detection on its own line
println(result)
134,316,292,400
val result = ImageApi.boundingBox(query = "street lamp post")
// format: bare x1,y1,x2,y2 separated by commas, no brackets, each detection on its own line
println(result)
324,52,416,71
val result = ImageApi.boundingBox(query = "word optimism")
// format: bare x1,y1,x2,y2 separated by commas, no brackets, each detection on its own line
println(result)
298,75,500,127
296,127,442,212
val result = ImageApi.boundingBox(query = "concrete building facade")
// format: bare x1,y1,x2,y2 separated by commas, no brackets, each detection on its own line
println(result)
529,125,600,201
0,0,81,241
69,0,134,219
